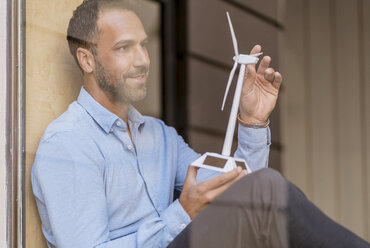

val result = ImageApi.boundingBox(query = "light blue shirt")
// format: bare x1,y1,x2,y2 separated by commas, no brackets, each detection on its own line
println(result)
31,87,271,248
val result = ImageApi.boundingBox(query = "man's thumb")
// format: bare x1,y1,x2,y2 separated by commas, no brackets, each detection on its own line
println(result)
185,165,199,185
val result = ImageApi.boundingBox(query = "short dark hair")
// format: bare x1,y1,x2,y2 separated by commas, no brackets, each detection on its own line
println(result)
66,0,137,70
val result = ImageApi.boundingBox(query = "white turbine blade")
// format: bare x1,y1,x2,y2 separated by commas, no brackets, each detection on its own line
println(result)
251,52,263,57
226,12,238,57
221,61,238,111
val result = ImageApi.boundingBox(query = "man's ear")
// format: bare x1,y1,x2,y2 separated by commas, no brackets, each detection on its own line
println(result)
76,47,95,73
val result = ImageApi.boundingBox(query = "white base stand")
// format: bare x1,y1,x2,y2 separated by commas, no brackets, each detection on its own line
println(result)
191,152,251,173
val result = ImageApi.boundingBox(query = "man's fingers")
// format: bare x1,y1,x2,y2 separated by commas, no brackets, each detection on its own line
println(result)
206,170,247,201
200,167,242,191
249,44,261,55
185,165,199,185
243,45,261,84
244,64,256,82
257,56,271,75
264,68,275,82
272,72,283,90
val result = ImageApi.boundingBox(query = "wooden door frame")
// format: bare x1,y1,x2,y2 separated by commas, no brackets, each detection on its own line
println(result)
8,0,26,246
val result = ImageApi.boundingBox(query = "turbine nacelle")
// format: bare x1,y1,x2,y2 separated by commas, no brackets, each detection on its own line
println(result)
233,53,261,64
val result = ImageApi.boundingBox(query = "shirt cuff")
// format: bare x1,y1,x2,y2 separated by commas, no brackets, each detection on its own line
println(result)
238,124,271,147
161,199,191,241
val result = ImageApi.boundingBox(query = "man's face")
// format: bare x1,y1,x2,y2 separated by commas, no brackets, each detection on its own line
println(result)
94,9,150,103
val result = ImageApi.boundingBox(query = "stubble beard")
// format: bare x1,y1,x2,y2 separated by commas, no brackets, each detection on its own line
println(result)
95,58,149,103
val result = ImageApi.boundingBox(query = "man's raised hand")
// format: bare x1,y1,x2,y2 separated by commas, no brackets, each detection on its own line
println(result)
179,166,247,219
239,45,283,124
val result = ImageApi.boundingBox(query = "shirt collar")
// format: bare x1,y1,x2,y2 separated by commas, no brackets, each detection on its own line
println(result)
77,87,145,133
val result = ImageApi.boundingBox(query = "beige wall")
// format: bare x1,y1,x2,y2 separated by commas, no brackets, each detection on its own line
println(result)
26,1,83,246
280,0,370,241
0,0,8,247
25,0,161,247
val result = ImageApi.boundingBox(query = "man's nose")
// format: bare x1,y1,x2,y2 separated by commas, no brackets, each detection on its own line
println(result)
133,46,150,67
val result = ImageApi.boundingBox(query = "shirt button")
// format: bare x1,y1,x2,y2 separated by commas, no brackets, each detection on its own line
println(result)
110,128,113,132
181,224,186,229
128,144,133,150
158,207,162,211
116,121,121,126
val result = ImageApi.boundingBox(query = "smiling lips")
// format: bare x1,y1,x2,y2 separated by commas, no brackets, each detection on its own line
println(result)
128,74,146,83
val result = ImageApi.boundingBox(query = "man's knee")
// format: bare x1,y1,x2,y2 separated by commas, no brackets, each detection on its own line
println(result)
215,168,289,210
230,168,286,191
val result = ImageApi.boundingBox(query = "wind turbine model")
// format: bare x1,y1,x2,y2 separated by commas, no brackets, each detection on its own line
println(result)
191,12,262,173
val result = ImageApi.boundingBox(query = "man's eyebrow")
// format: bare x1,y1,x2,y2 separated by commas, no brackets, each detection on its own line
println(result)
114,37,149,47
114,39,135,47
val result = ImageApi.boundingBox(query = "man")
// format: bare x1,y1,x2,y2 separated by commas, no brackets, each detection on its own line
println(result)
31,0,370,247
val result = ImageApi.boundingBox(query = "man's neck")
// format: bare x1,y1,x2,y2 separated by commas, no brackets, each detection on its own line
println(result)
84,79,130,123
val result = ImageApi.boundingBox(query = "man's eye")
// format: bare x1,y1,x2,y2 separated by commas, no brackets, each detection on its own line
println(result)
119,45,129,51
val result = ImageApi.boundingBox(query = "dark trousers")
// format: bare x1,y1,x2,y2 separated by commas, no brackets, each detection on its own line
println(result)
168,168,370,248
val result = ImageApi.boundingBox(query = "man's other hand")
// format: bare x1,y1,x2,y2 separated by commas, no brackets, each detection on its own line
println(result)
239,44,283,124
179,166,247,219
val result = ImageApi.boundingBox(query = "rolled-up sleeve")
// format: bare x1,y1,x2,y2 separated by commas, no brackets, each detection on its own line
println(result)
234,124,271,171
